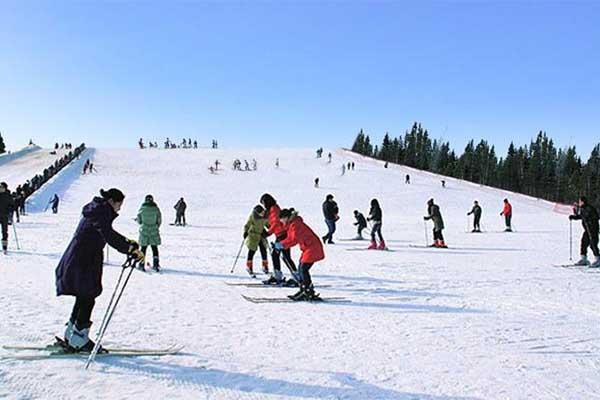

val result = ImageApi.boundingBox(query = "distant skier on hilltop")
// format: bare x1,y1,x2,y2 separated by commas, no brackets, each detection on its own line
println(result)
569,196,600,267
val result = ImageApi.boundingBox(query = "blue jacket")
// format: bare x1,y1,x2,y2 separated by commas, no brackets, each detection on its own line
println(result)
55,197,130,298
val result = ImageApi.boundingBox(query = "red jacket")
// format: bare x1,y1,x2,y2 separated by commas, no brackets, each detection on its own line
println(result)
502,202,512,216
280,216,325,264
267,204,286,238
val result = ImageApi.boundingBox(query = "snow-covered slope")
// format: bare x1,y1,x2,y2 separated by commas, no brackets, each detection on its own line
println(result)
0,147,596,400
0,147,70,188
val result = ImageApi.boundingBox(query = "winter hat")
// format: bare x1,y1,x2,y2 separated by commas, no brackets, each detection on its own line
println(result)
260,193,276,209
145,194,154,202
100,188,125,202
326,194,334,201
0,182,6,190
253,204,265,217
353,210,359,215
427,198,434,205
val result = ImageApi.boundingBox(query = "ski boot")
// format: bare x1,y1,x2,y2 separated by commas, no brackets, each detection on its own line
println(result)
429,240,440,248
575,256,590,266
590,256,600,268
262,260,269,275
321,235,328,244
63,320,75,343
354,234,364,240
246,260,255,277
367,241,377,250
152,256,160,272
2,240,7,255
377,240,387,250
137,259,146,272
67,323,106,354
438,240,448,249
263,269,284,285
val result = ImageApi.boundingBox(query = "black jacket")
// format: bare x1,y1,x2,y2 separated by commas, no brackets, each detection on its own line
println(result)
354,212,367,227
174,200,187,214
468,205,482,218
368,205,382,223
0,191,15,218
572,203,600,234
322,200,339,221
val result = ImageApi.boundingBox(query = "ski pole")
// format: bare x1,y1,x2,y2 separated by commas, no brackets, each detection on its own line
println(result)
12,223,20,250
86,256,138,369
569,220,573,261
423,220,429,247
230,239,245,274
268,241,299,280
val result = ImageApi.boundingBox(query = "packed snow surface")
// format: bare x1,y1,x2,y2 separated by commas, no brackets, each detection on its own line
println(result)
0,148,597,400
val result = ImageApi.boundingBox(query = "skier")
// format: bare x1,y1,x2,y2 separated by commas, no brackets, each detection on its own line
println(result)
275,158,280,168
569,196,600,267
322,194,339,244
424,198,447,248
243,205,269,276
260,193,297,286
367,199,386,250
314,177,319,188
351,162,355,170
353,210,367,240
405,174,410,184
500,198,513,232
347,162,351,171
51,194,60,214
441,180,446,188
341,164,346,176
174,197,187,226
136,194,162,272
55,188,145,352
0,183,15,254
384,162,389,168
467,200,482,232
83,159,90,175
328,153,332,163
275,208,325,301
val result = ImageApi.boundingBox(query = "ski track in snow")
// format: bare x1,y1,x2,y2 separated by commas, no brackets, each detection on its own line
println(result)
1,147,599,399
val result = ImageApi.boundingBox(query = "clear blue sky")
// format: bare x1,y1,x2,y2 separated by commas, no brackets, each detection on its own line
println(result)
1,1,599,157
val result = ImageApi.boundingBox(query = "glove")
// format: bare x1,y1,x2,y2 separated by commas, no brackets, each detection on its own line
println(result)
569,215,576,220
273,242,284,251
499,212,503,216
261,230,269,238
423,216,428,220
126,238,139,248
243,232,248,239
128,246,145,263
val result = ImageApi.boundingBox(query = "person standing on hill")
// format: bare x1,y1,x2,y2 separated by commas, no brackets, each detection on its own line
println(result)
51,194,60,214
467,200,482,232
500,198,513,232
275,208,325,301
55,188,145,352
569,196,600,267
243,205,269,276
136,194,162,272
0,183,15,254
260,193,298,286
322,194,339,245
424,198,447,248
174,197,187,226
367,199,386,250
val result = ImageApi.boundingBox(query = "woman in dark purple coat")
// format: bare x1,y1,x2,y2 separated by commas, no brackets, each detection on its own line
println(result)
55,188,144,352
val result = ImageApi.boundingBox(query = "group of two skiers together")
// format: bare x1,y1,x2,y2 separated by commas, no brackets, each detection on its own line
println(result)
243,193,325,301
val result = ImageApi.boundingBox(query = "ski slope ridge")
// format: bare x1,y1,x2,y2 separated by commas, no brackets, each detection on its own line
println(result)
0,147,597,400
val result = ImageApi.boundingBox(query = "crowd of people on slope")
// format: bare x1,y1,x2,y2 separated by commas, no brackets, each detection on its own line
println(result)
0,144,87,254
53,143,75,150
138,138,219,150
233,159,257,171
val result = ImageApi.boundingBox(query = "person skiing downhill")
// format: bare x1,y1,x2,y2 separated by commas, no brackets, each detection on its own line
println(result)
51,194,60,214
367,199,386,250
322,194,339,244
243,205,269,276
174,197,187,226
260,194,298,286
55,188,145,352
467,200,482,232
136,194,162,272
424,198,447,248
500,198,513,232
353,210,367,240
0,182,15,254
274,208,325,301
569,196,600,267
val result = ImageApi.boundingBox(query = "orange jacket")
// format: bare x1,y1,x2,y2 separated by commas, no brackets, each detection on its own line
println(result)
280,216,325,264
501,202,512,216
267,204,286,238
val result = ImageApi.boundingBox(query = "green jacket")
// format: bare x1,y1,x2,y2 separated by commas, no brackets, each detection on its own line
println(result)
244,214,268,251
137,201,162,246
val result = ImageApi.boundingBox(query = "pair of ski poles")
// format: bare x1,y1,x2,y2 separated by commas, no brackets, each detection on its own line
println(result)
230,238,298,280
85,255,140,369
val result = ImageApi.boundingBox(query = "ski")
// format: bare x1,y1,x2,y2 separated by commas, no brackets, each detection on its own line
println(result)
1,347,184,361
346,248,395,252
3,342,181,354
226,282,331,288
408,245,451,250
242,295,347,304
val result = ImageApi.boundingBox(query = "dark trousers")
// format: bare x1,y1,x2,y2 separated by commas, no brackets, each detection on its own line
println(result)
581,230,600,257
473,215,481,230
70,297,96,330
357,224,366,236
324,219,336,242
175,212,186,226
1,218,8,249
272,247,296,273
247,241,267,261
141,245,159,259
371,222,384,242
14,208,20,223
298,263,314,287
505,214,512,228
433,229,444,241
52,205,58,214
